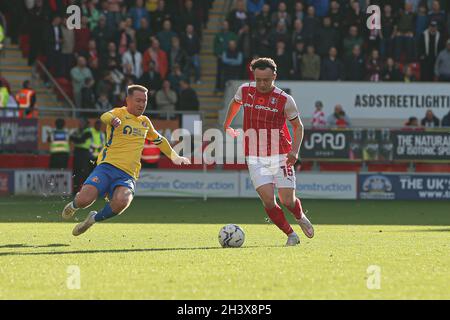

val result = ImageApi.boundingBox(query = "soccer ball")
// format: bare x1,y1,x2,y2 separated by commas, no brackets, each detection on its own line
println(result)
218,224,245,248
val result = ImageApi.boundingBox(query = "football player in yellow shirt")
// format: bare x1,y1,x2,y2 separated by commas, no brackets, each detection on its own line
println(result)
61,85,190,236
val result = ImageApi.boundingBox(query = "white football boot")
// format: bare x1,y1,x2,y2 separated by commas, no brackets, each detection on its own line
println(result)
72,211,97,236
296,212,314,238
285,232,300,246
62,201,78,220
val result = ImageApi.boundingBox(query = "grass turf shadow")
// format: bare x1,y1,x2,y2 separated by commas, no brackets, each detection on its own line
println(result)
0,245,284,257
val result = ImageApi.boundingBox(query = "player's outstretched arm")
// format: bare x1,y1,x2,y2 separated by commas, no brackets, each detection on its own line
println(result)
223,99,242,138
153,136,191,165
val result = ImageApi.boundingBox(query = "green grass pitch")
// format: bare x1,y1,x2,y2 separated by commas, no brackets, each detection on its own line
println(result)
0,196,449,299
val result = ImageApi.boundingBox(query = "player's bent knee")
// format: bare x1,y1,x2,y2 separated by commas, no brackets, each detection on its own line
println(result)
111,190,133,214
280,198,295,209
75,186,98,208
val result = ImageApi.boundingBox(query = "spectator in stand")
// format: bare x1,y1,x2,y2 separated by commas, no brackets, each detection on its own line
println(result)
307,0,330,18
421,109,440,127
95,93,113,112
157,20,177,54
271,2,292,30
291,41,305,80
155,80,178,113
123,64,138,84
342,25,364,60
0,73,11,93
139,61,163,92
96,70,114,102
268,20,290,49
382,57,402,81
61,16,75,78
214,20,238,92
394,3,416,63
81,78,96,117
142,38,169,79
82,0,100,31
327,104,351,128
320,47,345,81
122,42,143,80
92,15,114,56
27,1,47,66
74,16,91,55
415,5,429,40
403,64,417,82
129,0,151,30
139,60,162,107
403,116,421,129
46,15,63,78
178,80,199,111
169,36,188,72
428,0,446,32
301,45,320,80
115,20,132,56
441,111,450,127
108,59,125,104
290,2,303,22
329,0,342,32
312,101,327,128
291,19,305,49
303,5,320,45
222,40,243,86
434,39,450,81
419,21,444,81
344,0,364,33
379,4,396,59
181,24,201,84
178,0,200,36
273,41,291,80
253,2,272,32
167,64,188,94
101,41,120,72
135,18,152,54
366,49,383,82
71,56,93,108
316,16,340,58
237,24,252,69
227,0,249,35
345,45,365,81
247,0,264,23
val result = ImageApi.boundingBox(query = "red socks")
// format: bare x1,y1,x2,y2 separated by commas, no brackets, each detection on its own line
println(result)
287,198,303,220
265,205,293,235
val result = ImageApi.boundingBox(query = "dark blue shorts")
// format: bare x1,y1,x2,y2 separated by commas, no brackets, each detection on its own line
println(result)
84,163,136,198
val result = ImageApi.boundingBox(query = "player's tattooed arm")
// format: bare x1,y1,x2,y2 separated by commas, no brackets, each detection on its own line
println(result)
223,99,242,138
286,117,304,167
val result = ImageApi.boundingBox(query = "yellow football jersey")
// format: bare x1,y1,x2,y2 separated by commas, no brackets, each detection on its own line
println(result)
97,107,161,179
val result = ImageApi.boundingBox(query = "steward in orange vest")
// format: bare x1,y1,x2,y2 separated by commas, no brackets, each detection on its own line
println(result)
16,80,37,118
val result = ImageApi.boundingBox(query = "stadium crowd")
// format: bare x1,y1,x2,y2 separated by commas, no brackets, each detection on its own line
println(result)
1,0,450,127
0,0,212,114
213,0,450,91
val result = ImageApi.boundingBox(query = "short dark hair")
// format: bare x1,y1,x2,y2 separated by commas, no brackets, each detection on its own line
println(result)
55,118,65,129
250,57,277,73
127,84,148,96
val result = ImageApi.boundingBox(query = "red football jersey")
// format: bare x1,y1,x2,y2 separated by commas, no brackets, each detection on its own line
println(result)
234,82,299,156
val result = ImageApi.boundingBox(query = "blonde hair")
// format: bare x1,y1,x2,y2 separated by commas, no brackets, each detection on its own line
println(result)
127,84,148,96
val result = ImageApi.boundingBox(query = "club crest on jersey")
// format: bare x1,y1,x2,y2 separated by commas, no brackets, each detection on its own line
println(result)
142,121,148,128
91,176,100,183
270,97,278,105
